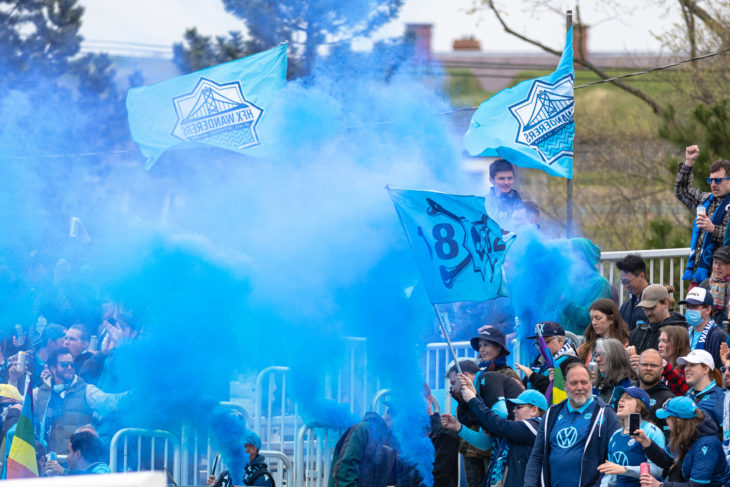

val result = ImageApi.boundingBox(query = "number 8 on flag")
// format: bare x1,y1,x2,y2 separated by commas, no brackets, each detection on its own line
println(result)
388,187,515,304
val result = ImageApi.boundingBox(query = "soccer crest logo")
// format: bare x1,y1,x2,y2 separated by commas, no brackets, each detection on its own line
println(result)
508,73,574,165
171,77,263,151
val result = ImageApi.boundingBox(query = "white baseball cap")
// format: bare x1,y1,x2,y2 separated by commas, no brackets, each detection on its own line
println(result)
677,349,715,369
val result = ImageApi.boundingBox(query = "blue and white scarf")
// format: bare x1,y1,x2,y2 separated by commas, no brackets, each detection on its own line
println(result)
684,195,730,282
691,319,716,351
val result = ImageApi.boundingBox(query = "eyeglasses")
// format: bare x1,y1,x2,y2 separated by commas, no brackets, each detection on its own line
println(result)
707,177,730,185
57,362,73,369
638,363,662,369
619,275,638,286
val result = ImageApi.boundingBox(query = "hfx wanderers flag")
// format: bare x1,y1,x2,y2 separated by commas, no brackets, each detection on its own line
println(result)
127,44,287,169
388,188,515,304
463,27,574,179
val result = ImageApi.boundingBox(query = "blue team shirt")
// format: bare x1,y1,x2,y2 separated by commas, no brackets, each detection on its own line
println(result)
682,434,730,486
549,397,596,487
607,421,664,487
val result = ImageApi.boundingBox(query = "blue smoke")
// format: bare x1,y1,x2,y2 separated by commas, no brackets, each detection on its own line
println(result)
0,21,481,486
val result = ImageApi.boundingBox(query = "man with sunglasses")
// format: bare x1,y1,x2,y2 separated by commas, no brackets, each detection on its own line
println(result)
33,348,127,454
674,144,730,284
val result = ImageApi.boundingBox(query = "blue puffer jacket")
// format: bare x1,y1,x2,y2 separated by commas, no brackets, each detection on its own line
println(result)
523,396,620,487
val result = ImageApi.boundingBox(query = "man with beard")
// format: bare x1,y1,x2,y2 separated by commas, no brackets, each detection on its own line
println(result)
524,362,619,487
629,284,687,353
636,349,674,441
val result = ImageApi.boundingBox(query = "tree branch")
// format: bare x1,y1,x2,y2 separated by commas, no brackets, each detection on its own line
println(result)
677,0,729,42
486,0,664,115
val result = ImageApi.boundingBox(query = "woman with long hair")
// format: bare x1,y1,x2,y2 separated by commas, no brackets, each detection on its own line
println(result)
593,338,633,404
633,397,729,487
597,387,664,487
658,325,691,395
578,299,631,364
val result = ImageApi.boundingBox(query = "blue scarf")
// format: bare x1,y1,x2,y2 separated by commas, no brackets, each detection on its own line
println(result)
479,355,509,370
684,195,730,282
488,437,510,486
692,319,716,351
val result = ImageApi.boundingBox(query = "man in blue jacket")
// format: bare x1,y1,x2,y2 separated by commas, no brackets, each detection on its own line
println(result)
524,362,620,487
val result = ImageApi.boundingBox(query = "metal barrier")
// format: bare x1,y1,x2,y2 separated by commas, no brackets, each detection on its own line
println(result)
371,388,391,415
254,365,301,455
253,338,380,458
260,449,294,487
294,424,338,487
109,428,181,484
599,248,690,307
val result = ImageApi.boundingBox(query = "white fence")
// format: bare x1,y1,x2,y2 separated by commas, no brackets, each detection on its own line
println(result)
109,428,180,483
599,247,690,307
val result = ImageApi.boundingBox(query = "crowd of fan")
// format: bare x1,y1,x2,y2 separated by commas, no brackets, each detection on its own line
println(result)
0,302,136,477
329,146,730,487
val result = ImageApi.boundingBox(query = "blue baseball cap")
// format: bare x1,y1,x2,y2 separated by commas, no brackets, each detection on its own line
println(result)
613,386,651,410
508,389,547,412
242,430,262,450
655,396,699,419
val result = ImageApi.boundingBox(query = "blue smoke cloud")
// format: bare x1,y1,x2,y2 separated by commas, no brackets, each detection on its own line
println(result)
0,25,481,484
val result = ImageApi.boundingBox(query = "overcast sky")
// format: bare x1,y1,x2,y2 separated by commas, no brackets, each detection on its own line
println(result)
80,0,681,56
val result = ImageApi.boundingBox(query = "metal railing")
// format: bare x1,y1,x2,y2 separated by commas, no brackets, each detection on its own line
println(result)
260,449,294,487
109,428,181,484
599,247,690,306
254,365,301,455
294,424,338,487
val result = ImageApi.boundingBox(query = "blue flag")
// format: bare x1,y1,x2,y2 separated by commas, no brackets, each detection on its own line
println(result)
388,188,515,304
463,28,574,179
126,44,287,169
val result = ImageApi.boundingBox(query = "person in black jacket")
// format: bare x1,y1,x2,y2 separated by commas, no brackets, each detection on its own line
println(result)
442,387,545,487
629,284,687,354
635,349,675,441
616,255,650,331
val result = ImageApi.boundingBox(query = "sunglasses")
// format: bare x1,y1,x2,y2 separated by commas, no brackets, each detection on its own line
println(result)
57,361,73,369
706,177,730,185
722,366,729,373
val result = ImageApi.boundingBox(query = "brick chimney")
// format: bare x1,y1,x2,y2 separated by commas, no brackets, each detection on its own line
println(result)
453,36,481,51
405,23,433,59
573,23,589,61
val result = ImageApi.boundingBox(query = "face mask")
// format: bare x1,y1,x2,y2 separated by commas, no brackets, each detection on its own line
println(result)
685,309,703,327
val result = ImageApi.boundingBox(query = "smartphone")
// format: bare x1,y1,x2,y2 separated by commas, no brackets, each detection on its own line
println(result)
629,413,641,435
88,335,98,353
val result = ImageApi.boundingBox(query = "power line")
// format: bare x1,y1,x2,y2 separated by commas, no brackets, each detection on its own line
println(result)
574,46,730,88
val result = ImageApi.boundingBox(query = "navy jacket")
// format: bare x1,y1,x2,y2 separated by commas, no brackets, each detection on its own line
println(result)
467,397,540,487
643,414,730,487
523,396,620,487
687,381,727,429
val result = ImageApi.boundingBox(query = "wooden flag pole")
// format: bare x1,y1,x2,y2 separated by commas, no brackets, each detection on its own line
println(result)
566,9,574,238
